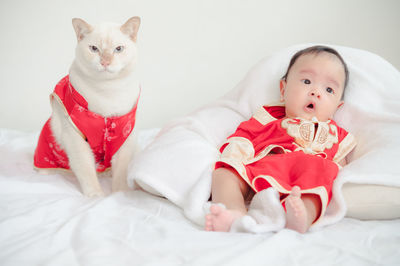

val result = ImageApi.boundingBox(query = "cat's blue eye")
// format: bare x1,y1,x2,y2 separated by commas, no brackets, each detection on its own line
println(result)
115,46,124,53
302,79,311,84
89,45,99,53
326,87,334,94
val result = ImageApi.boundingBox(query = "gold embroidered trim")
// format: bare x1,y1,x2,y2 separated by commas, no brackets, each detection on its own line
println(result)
333,133,357,163
50,92,86,140
220,137,255,163
33,164,111,174
253,106,277,125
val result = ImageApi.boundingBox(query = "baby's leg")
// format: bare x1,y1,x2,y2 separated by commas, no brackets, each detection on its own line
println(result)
285,186,321,233
205,168,249,232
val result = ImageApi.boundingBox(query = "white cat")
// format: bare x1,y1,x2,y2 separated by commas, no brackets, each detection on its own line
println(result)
34,17,141,196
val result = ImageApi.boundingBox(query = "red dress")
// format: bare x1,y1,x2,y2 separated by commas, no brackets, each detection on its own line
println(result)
34,76,139,172
215,104,356,223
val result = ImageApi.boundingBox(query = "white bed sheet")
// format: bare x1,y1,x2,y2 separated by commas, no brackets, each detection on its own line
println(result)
0,128,399,266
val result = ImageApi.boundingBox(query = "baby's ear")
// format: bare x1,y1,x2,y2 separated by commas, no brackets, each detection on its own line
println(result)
279,79,286,102
72,18,93,41
121,16,141,42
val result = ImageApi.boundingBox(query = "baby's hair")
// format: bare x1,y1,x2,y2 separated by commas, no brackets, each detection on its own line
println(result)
281,45,349,99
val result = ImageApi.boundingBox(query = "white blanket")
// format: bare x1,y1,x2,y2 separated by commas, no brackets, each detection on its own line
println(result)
128,44,400,231
1,128,400,266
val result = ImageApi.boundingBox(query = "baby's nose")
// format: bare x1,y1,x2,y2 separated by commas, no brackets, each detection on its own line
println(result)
310,90,321,98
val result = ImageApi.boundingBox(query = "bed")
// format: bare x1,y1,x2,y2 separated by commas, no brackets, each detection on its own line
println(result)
1,44,400,265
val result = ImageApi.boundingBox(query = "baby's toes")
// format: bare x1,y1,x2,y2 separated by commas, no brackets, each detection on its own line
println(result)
205,218,214,231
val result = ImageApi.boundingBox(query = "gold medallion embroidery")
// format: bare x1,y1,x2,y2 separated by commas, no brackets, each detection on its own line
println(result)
281,118,338,155
300,123,313,142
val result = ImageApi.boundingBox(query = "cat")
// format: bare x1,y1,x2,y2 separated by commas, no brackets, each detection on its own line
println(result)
34,17,141,196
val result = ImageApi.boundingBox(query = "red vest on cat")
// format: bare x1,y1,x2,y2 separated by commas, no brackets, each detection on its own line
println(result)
34,75,139,172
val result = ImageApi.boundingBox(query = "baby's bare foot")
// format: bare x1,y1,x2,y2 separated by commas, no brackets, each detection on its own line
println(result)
205,204,244,232
285,186,309,233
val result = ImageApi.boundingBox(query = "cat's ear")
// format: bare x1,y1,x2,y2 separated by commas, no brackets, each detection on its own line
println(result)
72,18,93,41
121,16,141,42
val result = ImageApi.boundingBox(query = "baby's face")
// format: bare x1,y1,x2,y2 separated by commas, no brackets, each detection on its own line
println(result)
280,52,346,121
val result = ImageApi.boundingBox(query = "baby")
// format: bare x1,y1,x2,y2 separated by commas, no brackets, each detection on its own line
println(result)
205,45,357,233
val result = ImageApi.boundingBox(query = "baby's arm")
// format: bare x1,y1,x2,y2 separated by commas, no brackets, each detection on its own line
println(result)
333,126,356,166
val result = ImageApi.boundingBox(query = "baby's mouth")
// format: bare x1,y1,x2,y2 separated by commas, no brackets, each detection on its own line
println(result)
305,102,315,112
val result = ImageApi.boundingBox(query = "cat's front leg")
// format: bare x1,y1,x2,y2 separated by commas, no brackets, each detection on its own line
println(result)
50,97,104,197
111,130,139,192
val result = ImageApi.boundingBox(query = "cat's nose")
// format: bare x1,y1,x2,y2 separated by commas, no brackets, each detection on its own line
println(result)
101,59,111,67
100,54,112,67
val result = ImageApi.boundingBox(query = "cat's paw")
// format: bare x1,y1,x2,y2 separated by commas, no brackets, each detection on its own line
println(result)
82,187,105,197
112,180,130,193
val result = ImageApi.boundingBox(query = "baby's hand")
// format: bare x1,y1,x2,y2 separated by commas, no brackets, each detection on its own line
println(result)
339,157,347,167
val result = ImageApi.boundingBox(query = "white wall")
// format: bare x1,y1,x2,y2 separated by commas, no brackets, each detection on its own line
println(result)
1,0,399,132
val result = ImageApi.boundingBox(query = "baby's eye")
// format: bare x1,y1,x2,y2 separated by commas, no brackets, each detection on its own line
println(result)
326,87,334,94
89,45,99,53
302,79,311,84
114,46,124,53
